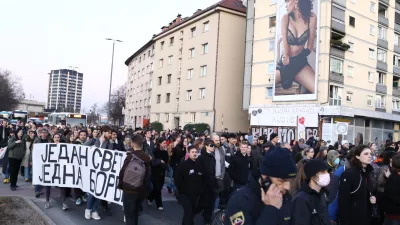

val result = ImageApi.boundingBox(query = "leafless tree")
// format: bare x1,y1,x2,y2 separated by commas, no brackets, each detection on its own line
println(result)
0,70,25,111
102,86,125,125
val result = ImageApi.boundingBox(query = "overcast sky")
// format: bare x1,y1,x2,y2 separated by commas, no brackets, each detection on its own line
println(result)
0,0,219,112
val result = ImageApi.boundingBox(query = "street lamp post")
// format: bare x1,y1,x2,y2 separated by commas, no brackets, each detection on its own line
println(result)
105,38,123,103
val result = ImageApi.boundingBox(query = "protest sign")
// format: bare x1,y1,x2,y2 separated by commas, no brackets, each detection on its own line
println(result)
32,143,126,205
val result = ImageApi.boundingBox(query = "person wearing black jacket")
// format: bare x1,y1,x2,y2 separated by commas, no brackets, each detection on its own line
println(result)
383,154,400,224
195,139,218,225
338,145,376,225
1,120,10,184
291,159,330,225
143,130,155,158
147,138,169,210
229,142,250,190
175,145,205,225
111,129,125,151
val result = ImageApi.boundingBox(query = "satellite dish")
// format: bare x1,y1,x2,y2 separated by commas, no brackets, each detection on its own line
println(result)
336,122,348,135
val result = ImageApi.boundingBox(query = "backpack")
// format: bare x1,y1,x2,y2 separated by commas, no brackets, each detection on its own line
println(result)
122,154,146,189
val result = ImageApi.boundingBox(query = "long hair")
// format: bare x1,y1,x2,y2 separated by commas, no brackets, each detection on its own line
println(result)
290,159,308,197
290,0,313,23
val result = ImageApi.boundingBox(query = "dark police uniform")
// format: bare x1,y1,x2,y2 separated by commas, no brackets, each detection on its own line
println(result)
224,173,292,225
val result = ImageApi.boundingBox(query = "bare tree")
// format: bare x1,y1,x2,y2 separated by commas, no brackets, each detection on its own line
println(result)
0,70,25,111
88,103,100,124
102,86,125,125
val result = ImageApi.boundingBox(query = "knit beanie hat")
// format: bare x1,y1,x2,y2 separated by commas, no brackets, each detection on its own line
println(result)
260,147,297,179
304,159,329,179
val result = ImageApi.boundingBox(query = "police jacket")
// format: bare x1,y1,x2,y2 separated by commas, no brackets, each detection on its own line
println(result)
175,158,205,196
224,172,292,225
291,183,330,225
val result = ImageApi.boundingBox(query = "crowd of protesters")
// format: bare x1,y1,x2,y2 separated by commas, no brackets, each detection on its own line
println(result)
1,118,400,225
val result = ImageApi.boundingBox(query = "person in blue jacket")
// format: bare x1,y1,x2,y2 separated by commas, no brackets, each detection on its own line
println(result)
224,147,297,225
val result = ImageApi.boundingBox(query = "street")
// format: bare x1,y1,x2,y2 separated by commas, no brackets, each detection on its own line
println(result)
0,172,204,225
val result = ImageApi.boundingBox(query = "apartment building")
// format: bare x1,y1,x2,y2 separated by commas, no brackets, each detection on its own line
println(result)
46,69,83,113
244,0,400,144
150,0,249,132
124,40,155,128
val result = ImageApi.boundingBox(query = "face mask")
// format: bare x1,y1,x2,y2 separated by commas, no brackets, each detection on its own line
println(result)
334,158,340,165
314,173,330,187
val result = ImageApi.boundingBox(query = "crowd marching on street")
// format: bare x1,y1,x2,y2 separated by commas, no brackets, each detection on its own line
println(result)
1,118,400,225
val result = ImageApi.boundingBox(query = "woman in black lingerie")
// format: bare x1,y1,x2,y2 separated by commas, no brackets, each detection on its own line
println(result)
275,0,317,93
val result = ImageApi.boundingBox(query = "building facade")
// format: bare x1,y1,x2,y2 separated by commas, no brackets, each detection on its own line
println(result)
124,40,155,128
150,0,249,132
46,69,83,113
244,0,400,144
15,99,45,113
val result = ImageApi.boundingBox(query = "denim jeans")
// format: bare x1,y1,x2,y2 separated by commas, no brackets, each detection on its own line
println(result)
24,166,31,180
35,185,42,193
166,165,176,193
86,194,100,212
2,163,9,179
384,219,400,225
123,192,143,225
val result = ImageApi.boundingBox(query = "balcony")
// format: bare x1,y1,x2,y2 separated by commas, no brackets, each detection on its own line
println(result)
377,39,388,49
393,88,400,97
377,61,388,72
376,84,387,94
394,66,400,75
331,19,345,35
378,15,389,27
332,0,346,7
330,46,345,58
379,0,389,5
375,107,386,112
329,72,344,84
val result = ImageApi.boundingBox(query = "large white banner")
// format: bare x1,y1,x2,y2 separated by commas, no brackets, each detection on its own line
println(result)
32,143,126,205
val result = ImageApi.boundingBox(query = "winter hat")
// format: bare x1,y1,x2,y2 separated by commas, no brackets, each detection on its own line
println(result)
304,159,329,179
260,147,297,179
270,133,278,141
342,140,349,145
327,150,340,165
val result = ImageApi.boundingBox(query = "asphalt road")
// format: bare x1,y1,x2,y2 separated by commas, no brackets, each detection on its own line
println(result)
0,171,205,225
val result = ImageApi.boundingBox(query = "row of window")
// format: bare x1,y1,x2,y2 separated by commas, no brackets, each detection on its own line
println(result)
132,46,155,67
155,112,196,123
127,98,151,108
160,21,209,50
158,43,208,68
155,88,206,104
131,62,154,80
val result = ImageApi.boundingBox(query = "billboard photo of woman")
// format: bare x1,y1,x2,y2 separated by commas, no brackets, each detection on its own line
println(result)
273,0,320,101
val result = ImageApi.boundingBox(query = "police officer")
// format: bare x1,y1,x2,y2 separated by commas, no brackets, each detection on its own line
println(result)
224,147,297,225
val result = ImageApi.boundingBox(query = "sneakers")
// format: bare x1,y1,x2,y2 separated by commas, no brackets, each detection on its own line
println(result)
25,178,30,182
45,202,50,209
35,191,40,198
3,178,9,184
62,203,68,210
124,216,126,222
10,186,16,191
158,207,164,211
85,209,92,220
167,187,172,194
76,198,82,205
147,200,152,206
82,194,87,202
91,211,101,220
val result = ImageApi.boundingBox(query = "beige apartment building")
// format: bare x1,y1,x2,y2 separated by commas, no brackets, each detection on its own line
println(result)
124,40,155,128
244,0,400,144
149,0,249,132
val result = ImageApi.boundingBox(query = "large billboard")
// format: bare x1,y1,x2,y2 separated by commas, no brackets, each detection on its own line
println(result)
273,0,321,101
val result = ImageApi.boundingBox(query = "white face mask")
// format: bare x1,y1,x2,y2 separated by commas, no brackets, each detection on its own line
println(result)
314,173,330,187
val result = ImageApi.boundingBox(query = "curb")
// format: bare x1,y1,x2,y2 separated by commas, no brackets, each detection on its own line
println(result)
23,196,57,225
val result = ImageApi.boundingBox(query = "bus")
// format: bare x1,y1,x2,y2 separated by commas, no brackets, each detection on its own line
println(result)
0,111,12,119
12,110,28,123
48,112,87,127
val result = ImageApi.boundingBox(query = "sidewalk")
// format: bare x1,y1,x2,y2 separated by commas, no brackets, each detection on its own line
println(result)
0,171,204,225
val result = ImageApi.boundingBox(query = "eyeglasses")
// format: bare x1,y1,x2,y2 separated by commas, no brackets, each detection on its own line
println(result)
209,144,215,148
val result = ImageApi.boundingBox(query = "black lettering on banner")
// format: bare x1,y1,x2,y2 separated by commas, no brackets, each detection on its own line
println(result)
52,164,61,184
104,174,115,197
95,172,107,197
93,148,102,169
63,165,75,185
111,152,119,173
89,169,96,192
58,144,70,163
48,144,58,163
71,146,80,165
41,144,48,163
100,150,113,172
43,164,51,184
79,146,88,166
114,176,122,202
76,167,82,186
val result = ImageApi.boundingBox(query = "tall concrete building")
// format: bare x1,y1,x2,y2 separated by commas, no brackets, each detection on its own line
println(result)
46,69,83,113
124,40,155,128
244,0,400,144
150,0,249,132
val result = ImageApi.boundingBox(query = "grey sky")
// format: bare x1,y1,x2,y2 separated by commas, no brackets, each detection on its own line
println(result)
0,0,219,112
